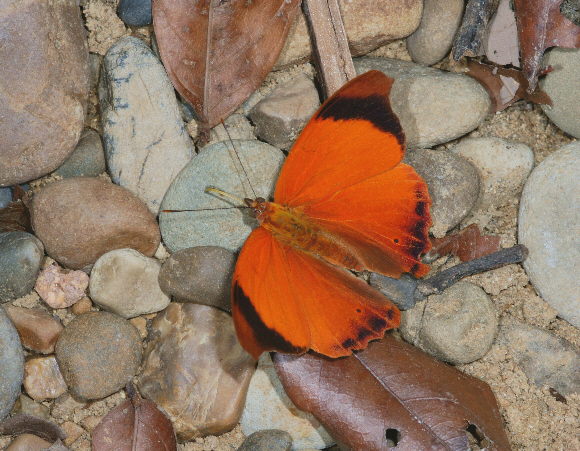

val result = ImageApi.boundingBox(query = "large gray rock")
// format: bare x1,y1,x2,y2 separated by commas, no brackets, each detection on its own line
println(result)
0,232,44,302
0,305,25,420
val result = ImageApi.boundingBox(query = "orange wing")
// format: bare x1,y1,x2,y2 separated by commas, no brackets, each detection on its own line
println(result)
275,69,431,278
232,227,400,360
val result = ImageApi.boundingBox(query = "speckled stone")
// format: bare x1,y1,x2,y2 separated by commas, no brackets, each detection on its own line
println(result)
0,305,25,420
354,58,491,150
237,430,293,451
23,355,68,401
159,140,284,253
30,177,160,272
3,304,63,354
158,246,235,312
53,129,106,179
0,232,44,302
55,311,142,400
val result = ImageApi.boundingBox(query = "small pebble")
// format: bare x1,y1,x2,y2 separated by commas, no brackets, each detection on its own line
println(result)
158,246,236,312
23,355,68,401
89,248,170,318
35,264,89,309
71,297,93,316
405,149,480,238
117,0,152,27
53,129,106,179
450,137,533,211
3,304,63,354
0,305,25,420
55,311,142,400
129,316,148,339
237,430,292,451
241,354,334,450
3,434,52,451
0,232,44,302
354,57,491,150
399,281,498,364
406,0,465,66
203,114,255,148
138,303,255,440
11,394,50,419
249,74,320,151
61,420,85,446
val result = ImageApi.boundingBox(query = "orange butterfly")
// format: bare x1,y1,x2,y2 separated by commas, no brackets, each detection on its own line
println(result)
232,70,432,360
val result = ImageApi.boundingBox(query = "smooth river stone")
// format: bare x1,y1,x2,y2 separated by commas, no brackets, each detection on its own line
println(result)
354,58,491,150
0,232,44,302
0,305,25,421
0,0,89,186
160,140,284,253
100,37,194,214
138,303,255,440
31,177,160,272
519,143,580,329
53,129,106,179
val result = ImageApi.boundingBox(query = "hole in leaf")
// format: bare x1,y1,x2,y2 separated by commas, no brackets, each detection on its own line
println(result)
466,423,492,450
385,428,401,447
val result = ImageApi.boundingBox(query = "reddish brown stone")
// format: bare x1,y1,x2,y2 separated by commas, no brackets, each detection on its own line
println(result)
4,433,52,451
4,304,63,354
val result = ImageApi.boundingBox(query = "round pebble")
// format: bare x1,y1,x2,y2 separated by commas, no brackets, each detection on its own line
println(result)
138,303,255,440
0,305,25,421
0,232,44,302
237,430,292,451
117,0,152,26
406,0,465,66
0,0,89,186
240,354,334,450
100,36,194,214
399,281,498,364
450,137,533,211
89,248,170,318
159,140,284,253
405,149,480,238
518,142,580,329
55,311,142,400
53,129,106,179
31,177,160,272
354,57,491,150
158,246,235,312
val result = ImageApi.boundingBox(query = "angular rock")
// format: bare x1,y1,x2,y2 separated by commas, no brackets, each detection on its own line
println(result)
23,355,68,401
35,264,89,309
249,74,320,150
30,177,160,272
160,140,284,253
241,354,334,450
405,149,480,238
0,232,44,302
0,0,89,186
0,305,25,421
400,281,498,364
3,304,63,354
237,430,293,451
11,394,50,419
275,0,422,68
55,311,142,400
450,137,533,211
138,303,255,440
406,0,465,66
158,246,235,312
354,58,491,150
89,248,170,318
519,143,580,329
53,129,106,179
100,36,194,214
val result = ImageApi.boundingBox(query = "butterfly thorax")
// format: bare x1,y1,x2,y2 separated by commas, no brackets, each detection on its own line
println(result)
245,198,364,271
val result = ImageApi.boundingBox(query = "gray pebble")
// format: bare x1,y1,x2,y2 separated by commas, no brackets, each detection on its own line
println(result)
158,246,235,312
53,129,106,179
400,281,497,364
404,149,480,238
406,0,465,66
0,232,44,302
100,36,194,214
159,140,284,253
237,430,292,451
55,311,142,400
354,57,490,150
0,305,25,421
249,74,320,151
202,114,255,148
89,248,170,318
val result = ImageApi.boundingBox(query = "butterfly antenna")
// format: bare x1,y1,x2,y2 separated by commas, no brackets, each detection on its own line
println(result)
221,118,258,199
205,187,246,205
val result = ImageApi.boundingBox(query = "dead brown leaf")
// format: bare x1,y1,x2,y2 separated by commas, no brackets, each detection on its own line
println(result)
430,223,501,262
464,59,552,112
0,185,32,234
273,335,511,451
0,413,66,443
153,0,301,133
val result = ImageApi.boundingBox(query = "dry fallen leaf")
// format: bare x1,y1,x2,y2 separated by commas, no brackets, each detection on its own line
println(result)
430,223,501,262
153,0,301,133
464,59,552,112
273,335,511,451
92,388,177,451
484,0,519,67
0,185,32,234
0,413,66,443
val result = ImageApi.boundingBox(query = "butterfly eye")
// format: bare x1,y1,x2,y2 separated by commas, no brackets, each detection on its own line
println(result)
249,209,258,218
256,197,266,204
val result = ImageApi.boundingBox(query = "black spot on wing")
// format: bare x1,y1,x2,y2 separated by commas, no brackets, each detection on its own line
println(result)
368,315,387,331
233,281,306,355
342,337,357,349
386,309,396,321
317,94,404,147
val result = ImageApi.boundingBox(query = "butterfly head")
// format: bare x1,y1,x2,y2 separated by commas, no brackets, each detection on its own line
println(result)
245,197,267,219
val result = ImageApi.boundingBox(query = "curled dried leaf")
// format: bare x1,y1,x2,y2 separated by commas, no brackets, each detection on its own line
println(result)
0,414,66,442
429,223,501,262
